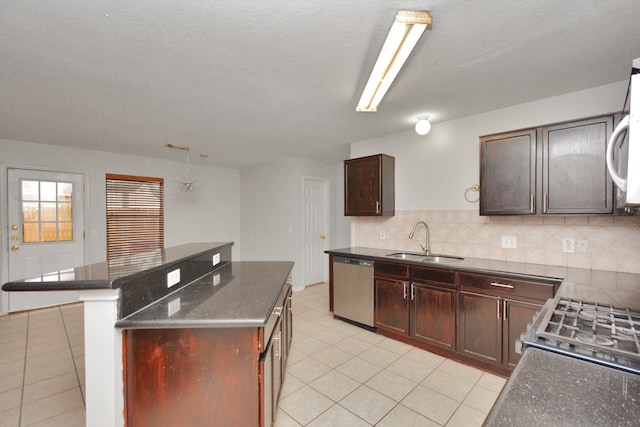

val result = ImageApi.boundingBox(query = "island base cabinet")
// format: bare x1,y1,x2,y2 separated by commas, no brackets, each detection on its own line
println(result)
123,328,260,427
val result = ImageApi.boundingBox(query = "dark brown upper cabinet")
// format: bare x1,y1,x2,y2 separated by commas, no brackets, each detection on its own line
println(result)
344,154,395,216
480,129,537,215
480,114,615,215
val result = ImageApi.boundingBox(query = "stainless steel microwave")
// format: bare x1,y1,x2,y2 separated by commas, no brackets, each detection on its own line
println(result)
607,57,640,210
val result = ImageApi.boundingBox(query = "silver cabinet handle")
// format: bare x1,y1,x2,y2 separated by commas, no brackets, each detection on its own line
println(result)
272,306,283,317
530,194,534,213
490,282,514,289
403,282,407,300
497,299,501,320
543,194,548,213
411,283,415,301
274,331,281,360
376,201,380,214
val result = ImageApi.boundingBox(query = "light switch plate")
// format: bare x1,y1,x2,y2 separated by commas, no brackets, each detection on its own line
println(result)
212,253,221,266
563,239,575,253
167,268,180,288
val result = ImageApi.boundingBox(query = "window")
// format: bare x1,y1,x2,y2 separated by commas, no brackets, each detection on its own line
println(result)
21,180,74,243
106,174,164,260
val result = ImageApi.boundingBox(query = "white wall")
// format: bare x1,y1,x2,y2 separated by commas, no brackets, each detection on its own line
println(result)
0,138,241,290
240,156,346,290
351,81,628,210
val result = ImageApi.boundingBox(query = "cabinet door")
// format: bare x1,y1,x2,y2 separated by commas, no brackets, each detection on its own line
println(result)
411,282,456,350
458,291,502,365
542,115,614,214
375,278,409,335
260,320,282,427
503,299,541,369
344,154,394,216
480,129,537,215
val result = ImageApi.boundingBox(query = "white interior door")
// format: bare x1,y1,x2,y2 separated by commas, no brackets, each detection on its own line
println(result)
6,168,85,312
303,177,329,286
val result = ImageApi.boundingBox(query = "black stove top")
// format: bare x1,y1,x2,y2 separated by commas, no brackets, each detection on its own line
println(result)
522,295,640,375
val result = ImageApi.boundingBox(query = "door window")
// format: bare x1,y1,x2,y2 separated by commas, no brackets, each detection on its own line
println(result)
20,180,73,243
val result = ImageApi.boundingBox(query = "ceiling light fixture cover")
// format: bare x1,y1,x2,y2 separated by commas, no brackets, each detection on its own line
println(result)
356,10,432,112
415,116,431,135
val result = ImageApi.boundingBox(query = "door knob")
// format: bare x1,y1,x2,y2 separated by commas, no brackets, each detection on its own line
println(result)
11,245,19,252
11,225,18,231
11,235,18,241
320,235,326,240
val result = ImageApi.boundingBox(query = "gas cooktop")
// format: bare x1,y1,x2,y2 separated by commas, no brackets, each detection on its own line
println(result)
522,295,640,374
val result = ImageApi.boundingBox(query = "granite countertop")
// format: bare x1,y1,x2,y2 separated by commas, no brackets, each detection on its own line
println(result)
326,247,640,310
116,261,294,329
484,347,640,426
2,242,233,291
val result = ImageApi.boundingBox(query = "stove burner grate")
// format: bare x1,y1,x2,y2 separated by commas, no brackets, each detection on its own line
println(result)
535,296,640,361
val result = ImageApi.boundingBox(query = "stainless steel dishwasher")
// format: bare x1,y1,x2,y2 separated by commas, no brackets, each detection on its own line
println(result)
332,256,374,327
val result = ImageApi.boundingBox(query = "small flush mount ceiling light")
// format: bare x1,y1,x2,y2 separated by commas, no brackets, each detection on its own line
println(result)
356,10,433,112
415,115,431,135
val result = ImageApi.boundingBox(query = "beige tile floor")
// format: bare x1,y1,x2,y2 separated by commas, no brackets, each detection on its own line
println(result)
0,282,506,426
277,282,506,426
0,303,85,427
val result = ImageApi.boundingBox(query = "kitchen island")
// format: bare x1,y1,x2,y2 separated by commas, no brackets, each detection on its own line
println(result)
2,242,294,427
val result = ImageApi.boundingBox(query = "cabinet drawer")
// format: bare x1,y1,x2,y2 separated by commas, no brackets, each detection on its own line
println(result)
262,282,291,353
459,272,558,301
374,261,410,279
412,266,455,287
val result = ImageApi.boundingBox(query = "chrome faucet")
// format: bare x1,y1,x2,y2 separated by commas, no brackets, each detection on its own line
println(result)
409,221,430,254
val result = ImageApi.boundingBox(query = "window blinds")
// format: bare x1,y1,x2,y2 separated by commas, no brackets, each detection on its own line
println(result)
105,174,164,260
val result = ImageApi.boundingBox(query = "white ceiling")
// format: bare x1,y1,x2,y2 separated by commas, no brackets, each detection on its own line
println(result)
1,1,639,168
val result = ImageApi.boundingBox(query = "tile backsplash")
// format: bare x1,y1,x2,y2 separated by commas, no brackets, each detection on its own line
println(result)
354,210,640,274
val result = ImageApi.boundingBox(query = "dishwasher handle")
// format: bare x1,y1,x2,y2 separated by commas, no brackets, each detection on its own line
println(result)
333,256,373,268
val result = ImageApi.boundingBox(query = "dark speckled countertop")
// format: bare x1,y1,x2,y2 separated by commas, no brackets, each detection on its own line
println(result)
115,261,294,329
2,242,234,291
484,348,640,426
326,247,640,309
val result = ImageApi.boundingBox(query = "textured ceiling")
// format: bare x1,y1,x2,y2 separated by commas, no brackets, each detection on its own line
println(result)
1,1,639,168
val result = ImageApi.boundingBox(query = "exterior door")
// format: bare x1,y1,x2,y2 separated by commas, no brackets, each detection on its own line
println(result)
303,177,328,286
6,168,85,312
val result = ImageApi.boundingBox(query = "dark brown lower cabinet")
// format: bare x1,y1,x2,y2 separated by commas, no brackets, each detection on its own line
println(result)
375,264,456,351
503,299,541,369
123,285,292,427
411,277,456,351
375,277,410,335
458,291,502,364
457,272,554,373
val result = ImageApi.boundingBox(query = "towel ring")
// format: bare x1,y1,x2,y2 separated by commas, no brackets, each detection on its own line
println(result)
464,184,480,203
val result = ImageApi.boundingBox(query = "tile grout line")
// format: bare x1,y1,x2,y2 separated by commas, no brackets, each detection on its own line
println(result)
17,312,30,427
61,306,86,408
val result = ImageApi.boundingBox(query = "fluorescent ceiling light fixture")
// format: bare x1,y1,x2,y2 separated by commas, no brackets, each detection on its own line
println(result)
356,10,432,112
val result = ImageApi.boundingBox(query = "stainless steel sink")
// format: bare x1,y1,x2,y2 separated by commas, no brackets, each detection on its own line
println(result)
386,252,464,263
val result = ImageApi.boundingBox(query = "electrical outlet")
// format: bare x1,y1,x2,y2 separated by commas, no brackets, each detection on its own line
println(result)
577,240,588,253
167,268,180,288
168,297,181,316
501,235,517,249
380,231,386,240
212,253,221,266
562,239,575,253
